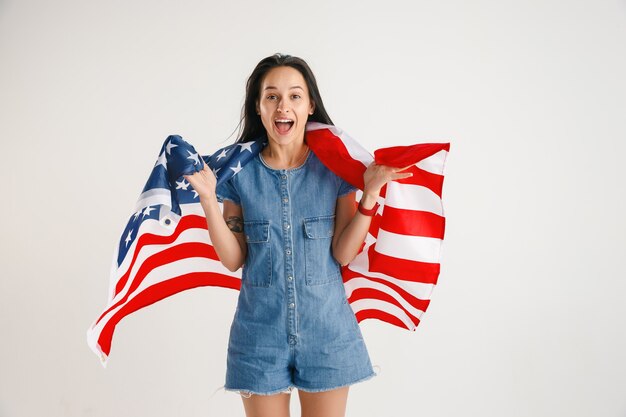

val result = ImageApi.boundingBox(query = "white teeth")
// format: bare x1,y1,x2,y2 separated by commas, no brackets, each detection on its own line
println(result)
275,119,293,123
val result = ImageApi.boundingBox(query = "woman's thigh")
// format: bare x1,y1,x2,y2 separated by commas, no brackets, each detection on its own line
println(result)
241,391,292,417
298,386,350,417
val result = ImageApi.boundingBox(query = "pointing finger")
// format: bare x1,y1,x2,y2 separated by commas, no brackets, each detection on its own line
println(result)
393,172,413,179
396,164,414,171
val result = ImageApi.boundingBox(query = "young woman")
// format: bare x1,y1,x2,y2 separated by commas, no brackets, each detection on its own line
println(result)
184,53,412,417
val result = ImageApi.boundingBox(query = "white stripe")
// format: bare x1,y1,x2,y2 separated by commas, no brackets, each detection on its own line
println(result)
306,122,373,166
349,298,421,330
343,277,427,319
108,241,120,302
86,329,108,367
416,149,448,175
126,256,236,302
375,229,442,263
384,182,443,216
133,189,172,213
346,235,436,300
181,200,214,216
305,121,326,132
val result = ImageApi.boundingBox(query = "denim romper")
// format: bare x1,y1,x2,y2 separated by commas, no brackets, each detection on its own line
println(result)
215,145,377,396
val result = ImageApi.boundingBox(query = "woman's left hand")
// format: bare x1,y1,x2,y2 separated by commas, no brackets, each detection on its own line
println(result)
363,162,414,197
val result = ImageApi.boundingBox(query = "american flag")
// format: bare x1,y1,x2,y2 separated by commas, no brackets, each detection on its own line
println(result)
87,122,449,367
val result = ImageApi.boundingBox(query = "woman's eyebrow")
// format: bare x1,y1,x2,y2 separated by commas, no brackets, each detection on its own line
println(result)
263,85,304,90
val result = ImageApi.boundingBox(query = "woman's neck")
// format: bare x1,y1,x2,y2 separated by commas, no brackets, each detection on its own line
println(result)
261,141,309,170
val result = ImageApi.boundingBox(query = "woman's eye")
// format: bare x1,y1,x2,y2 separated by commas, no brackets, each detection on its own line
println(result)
292,95,301,99
267,95,277,100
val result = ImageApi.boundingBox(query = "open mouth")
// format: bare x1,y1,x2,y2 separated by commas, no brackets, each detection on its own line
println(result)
274,119,294,135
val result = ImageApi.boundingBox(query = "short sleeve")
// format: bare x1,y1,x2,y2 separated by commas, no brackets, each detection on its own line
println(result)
337,177,358,198
215,178,241,205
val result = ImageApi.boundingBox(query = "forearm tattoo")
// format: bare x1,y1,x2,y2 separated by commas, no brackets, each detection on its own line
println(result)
226,216,244,233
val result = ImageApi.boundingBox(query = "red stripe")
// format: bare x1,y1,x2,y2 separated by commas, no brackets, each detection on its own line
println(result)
386,166,445,198
367,244,440,284
373,142,448,197
95,241,221,327
380,207,445,238
306,128,367,190
115,215,212,296
374,142,449,168
368,212,383,239
97,272,241,357
348,287,420,327
355,309,421,330
343,268,432,312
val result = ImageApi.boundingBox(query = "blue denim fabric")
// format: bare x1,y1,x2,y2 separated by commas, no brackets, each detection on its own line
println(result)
215,148,377,396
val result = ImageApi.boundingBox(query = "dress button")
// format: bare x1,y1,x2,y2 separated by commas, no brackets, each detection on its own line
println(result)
284,223,290,229
289,303,295,308
287,275,293,281
285,249,291,255
281,174,287,180
283,198,289,203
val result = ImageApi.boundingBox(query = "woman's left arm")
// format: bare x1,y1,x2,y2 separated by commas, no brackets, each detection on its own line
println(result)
331,162,414,266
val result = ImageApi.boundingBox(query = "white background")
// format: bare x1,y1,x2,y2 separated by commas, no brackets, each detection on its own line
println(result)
1,0,625,416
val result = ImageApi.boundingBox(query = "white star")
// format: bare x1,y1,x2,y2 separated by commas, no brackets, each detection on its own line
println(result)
238,141,255,153
230,161,242,174
155,151,167,169
176,179,190,190
192,189,199,199
186,150,200,165
142,206,156,217
125,229,133,247
216,149,228,160
133,209,142,220
166,141,178,155
212,167,221,176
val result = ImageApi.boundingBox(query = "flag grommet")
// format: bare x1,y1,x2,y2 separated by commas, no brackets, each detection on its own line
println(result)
160,216,174,228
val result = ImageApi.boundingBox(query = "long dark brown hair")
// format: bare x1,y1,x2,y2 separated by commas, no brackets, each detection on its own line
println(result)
234,53,334,144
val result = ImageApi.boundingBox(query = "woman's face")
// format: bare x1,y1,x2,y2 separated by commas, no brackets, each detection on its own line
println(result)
256,66,315,147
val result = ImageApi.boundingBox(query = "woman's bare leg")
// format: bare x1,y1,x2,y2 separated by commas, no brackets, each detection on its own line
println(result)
241,391,292,417
298,386,350,417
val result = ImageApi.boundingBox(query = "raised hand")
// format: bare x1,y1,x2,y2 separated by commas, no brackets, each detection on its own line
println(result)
183,163,218,201
363,162,414,197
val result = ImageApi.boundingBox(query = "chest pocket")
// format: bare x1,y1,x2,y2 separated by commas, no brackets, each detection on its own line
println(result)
243,220,272,287
303,214,342,286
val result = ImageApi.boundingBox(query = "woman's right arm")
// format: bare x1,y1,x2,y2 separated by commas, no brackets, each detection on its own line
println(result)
184,164,246,272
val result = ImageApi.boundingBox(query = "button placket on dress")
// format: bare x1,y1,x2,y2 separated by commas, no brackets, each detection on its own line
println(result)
221,148,376,395
280,169,298,347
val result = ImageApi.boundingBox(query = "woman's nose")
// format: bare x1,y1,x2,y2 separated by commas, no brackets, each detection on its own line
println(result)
277,100,288,113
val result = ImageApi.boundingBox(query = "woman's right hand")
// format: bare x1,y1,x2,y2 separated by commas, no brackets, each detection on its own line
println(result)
183,163,217,201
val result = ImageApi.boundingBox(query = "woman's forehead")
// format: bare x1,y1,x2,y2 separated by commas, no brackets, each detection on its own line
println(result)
262,66,308,90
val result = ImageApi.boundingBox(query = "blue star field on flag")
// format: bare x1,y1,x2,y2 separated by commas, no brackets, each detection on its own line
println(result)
116,134,267,268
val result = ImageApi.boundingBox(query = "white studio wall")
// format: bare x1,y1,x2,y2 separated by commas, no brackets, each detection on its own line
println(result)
1,1,625,416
